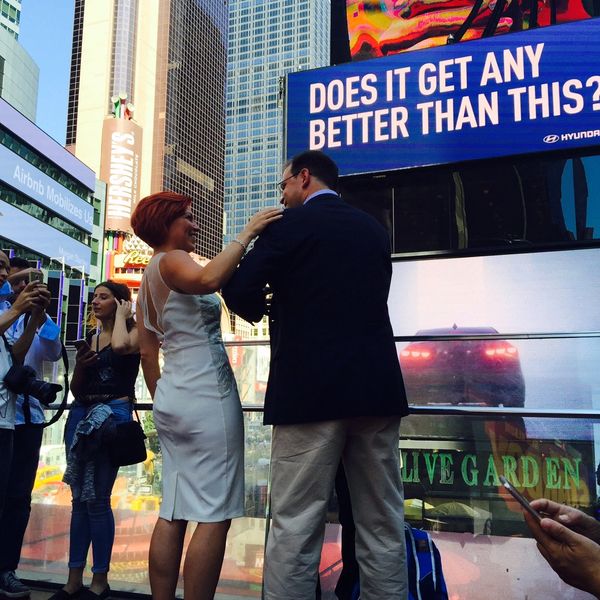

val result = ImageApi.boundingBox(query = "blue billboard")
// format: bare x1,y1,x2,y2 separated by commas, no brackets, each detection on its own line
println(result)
286,18,600,176
0,199,91,271
0,98,96,191
0,144,94,233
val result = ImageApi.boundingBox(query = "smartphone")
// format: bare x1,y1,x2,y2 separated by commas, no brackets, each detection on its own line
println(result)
499,475,542,521
73,339,91,352
28,270,44,284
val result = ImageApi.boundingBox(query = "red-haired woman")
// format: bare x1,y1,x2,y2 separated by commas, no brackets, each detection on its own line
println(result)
131,192,281,600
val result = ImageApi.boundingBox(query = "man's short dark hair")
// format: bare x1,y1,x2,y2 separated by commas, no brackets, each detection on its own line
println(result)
288,151,339,191
9,257,29,270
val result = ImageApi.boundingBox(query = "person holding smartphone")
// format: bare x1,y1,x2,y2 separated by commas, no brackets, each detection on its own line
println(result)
0,256,60,598
524,498,600,597
0,253,51,584
52,281,140,600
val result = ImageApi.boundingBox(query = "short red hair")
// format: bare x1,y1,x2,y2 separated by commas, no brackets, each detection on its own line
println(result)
131,191,191,248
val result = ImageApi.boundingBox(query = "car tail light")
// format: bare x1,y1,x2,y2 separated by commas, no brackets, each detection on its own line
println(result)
484,343,518,358
400,347,432,359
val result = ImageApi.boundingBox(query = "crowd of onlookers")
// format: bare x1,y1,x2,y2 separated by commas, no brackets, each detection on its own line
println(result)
1,150,599,600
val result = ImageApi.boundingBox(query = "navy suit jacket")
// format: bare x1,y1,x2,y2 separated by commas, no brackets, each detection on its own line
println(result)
222,193,409,425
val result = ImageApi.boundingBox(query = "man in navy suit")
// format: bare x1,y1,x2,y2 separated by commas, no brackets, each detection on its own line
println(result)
223,150,409,599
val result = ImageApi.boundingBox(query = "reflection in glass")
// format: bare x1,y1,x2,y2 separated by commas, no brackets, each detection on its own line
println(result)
20,401,600,599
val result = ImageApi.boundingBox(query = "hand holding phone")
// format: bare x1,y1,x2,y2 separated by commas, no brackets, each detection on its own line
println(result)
73,339,91,352
74,338,98,367
500,475,542,521
28,270,44,285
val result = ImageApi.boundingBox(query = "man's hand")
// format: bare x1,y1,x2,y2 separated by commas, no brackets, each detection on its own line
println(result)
7,267,39,286
531,499,600,544
11,282,49,316
30,286,51,328
525,511,600,597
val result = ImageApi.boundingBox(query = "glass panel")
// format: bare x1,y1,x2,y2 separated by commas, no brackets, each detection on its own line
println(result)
18,407,600,599
397,336,600,412
399,414,598,599
389,247,600,335
341,151,600,256
20,410,271,597
227,343,270,407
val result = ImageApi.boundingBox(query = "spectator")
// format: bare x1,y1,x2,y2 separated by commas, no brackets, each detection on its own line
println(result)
52,281,139,600
524,498,600,598
0,251,50,527
0,257,62,598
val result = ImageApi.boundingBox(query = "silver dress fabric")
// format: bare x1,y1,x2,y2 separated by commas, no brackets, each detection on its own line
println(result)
138,254,244,522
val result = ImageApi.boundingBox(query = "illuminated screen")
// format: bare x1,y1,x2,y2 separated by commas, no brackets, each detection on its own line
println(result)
343,0,593,60
389,247,600,437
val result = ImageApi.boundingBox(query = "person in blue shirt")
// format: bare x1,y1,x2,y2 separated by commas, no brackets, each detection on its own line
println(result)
0,256,60,599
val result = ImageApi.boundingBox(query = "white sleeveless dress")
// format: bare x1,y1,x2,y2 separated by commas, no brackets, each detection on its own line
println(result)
137,253,244,522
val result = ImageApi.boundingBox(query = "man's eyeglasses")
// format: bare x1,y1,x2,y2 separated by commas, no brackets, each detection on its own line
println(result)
277,172,299,192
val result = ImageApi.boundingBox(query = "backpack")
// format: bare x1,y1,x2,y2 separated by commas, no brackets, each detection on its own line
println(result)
350,525,448,600
404,525,448,600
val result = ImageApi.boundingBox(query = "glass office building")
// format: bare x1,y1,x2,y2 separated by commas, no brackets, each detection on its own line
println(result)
0,0,37,122
0,0,20,38
67,0,228,259
223,0,330,247
0,97,101,341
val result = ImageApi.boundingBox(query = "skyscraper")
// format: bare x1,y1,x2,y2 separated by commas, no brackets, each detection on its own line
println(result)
0,0,20,38
223,0,330,247
0,0,38,121
67,0,227,259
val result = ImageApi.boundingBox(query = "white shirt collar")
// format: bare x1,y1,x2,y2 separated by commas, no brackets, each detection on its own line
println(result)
304,189,338,205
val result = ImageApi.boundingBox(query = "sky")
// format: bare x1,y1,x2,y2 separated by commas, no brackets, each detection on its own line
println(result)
19,1,75,145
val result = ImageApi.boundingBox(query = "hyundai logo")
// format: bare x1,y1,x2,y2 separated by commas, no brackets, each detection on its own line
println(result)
543,134,559,143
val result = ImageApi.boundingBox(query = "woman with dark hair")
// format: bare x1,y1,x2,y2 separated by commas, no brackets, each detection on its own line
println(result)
131,192,281,600
51,281,140,600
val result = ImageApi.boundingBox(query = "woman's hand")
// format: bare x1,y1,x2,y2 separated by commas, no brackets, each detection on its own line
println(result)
115,298,134,321
112,298,139,354
75,343,98,368
240,207,283,241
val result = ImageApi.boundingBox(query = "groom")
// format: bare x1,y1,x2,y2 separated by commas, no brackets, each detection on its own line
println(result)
223,150,409,599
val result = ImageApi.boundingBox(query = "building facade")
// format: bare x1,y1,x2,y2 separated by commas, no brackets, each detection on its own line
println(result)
67,0,228,267
0,7,38,121
0,97,100,340
223,0,330,248
0,0,20,38
223,0,330,337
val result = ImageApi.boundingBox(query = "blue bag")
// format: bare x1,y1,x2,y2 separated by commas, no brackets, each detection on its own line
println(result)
350,525,448,600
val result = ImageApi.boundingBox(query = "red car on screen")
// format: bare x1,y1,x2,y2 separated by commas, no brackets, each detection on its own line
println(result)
399,326,525,407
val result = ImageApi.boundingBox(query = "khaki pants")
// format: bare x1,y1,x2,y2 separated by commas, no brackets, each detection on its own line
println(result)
264,416,407,600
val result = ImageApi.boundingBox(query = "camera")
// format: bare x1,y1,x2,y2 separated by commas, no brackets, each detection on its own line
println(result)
4,364,63,406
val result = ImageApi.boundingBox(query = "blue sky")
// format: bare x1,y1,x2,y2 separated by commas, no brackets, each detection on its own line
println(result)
19,1,75,144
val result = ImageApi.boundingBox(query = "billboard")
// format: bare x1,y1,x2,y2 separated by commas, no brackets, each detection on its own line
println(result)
287,18,600,175
0,98,95,191
0,199,91,271
99,117,143,233
0,144,94,233
337,0,592,60
389,247,600,424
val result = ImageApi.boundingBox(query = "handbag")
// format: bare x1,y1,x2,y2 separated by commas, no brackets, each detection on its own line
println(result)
108,408,147,467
